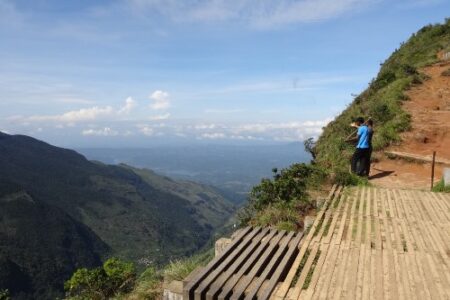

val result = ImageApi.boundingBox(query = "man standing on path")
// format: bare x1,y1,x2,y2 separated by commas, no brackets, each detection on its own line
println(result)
350,117,371,176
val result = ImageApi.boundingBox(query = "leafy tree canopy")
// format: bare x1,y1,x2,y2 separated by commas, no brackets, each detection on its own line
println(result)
64,258,136,300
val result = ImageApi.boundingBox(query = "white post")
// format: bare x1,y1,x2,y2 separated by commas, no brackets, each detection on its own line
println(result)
444,168,450,186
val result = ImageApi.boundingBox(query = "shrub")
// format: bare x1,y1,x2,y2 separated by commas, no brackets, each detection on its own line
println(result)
333,169,368,186
64,258,136,300
400,64,418,76
0,289,10,300
249,164,325,211
370,102,393,123
372,70,396,90
240,163,327,229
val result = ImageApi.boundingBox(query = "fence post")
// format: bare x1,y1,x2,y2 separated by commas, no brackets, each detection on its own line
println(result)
431,151,436,190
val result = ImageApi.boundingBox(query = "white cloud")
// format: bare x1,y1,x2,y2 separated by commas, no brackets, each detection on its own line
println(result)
233,118,333,134
199,132,227,139
138,125,155,136
27,106,114,123
149,90,170,110
230,135,263,140
118,97,137,115
204,108,244,114
82,127,119,136
149,113,171,120
128,0,377,28
9,97,138,124
220,117,333,141
125,117,332,141
194,123,217,130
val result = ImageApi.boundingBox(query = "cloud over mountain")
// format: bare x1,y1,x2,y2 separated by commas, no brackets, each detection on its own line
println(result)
149,90,171,110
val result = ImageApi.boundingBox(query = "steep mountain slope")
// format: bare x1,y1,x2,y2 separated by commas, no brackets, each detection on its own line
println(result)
239,19,450,234
124,166,236,229
314,19,450,183
369,56,450,188
0,181,108,300
0,132,236,299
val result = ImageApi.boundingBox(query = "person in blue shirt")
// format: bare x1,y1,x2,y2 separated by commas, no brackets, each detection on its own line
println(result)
350,117,371,176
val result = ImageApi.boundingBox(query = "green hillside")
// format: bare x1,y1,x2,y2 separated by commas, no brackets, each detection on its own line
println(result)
0,182,108,300
241,19,450,230
315,19,450,175
0,132,236,299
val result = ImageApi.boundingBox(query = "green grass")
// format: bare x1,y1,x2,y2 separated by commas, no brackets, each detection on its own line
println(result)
163,250,213,282
123,249,214,300
302,250,321,290
432,179,450,193
252,202,303,231
290,249,311,287
334,170,369,186
122,267,162,300
322,217,333,237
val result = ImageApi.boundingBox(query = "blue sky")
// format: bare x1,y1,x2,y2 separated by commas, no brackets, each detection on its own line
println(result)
1,0,449,147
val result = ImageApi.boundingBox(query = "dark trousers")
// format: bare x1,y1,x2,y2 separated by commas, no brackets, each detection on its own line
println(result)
365,148,372,176
351,148,370,176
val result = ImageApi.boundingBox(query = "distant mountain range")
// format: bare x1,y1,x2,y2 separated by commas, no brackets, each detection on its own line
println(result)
0,132,237,299
78,143,310,196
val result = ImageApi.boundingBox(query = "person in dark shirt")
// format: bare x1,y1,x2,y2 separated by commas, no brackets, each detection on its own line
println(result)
349,117,370,176
363,119,374,176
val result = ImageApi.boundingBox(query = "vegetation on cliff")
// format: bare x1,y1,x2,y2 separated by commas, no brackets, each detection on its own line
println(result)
64,251,214,300
65,258,136,300
315,19,450,174
239,164,326,231
241,19,450,229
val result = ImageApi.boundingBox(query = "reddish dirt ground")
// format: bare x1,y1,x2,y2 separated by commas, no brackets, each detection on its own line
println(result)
370,59,450,189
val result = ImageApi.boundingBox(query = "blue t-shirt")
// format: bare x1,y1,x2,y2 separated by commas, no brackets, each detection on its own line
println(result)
356,125,370,149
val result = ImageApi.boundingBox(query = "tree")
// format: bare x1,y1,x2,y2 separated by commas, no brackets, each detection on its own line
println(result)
304,138,317,160
0,289,10,300
64,258,136,300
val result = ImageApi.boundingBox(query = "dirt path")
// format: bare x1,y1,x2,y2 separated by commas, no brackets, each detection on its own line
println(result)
370,60,450,190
